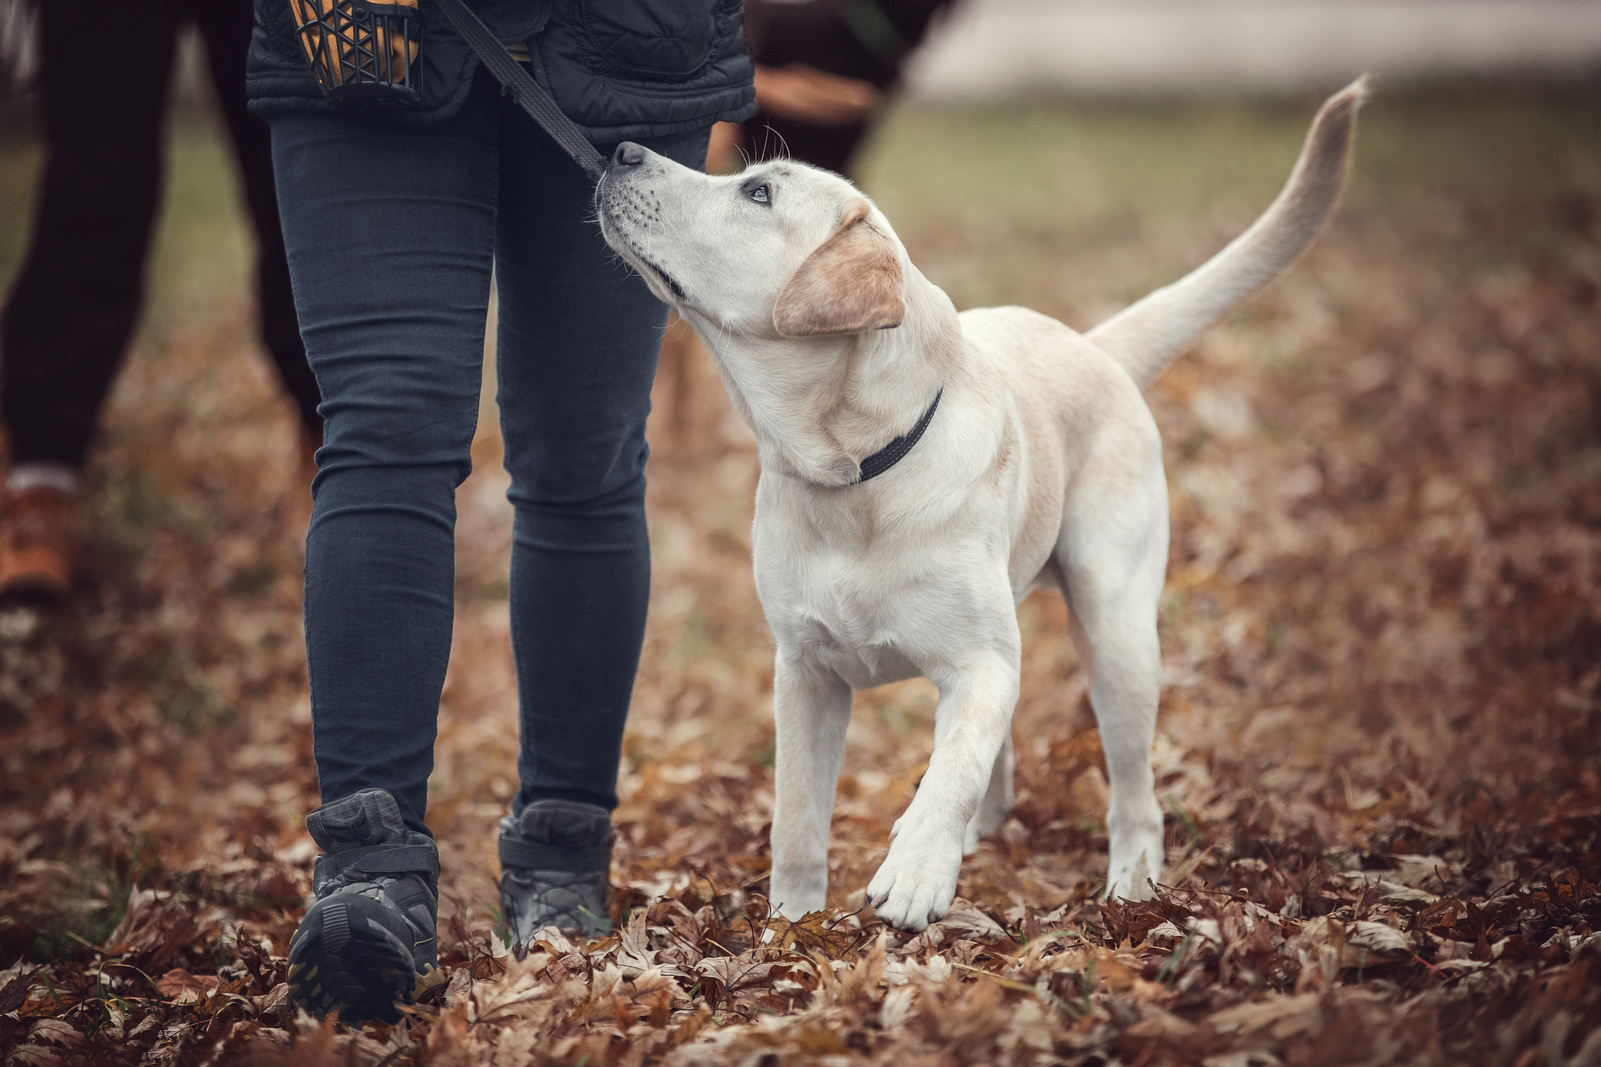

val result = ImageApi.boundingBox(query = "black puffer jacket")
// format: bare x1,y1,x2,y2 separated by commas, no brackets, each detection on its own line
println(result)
248,0,755,142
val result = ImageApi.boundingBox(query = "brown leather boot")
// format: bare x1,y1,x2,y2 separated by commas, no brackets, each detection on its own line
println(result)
0,486,76,604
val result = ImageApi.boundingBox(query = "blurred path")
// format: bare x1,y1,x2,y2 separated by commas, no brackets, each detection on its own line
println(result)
910,0,1601,96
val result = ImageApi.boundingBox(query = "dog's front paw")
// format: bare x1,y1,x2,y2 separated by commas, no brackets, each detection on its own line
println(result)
866,822,963,931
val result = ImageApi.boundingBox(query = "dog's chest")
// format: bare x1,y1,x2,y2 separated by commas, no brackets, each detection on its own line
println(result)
774,552,927,687
755,506,998,689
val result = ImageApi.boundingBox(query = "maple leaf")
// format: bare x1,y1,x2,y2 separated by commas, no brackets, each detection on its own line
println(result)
762,910,859,960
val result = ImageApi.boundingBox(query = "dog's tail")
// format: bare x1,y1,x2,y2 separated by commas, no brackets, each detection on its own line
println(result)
1087,78,1367,386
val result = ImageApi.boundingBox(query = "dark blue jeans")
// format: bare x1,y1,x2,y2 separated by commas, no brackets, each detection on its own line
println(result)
270,73,708,835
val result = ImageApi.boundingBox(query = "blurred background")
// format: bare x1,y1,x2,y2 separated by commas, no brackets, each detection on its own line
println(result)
0,0,1597,1061
907,0,1601,95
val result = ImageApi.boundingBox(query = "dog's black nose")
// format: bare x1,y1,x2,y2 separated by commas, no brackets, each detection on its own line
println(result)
612,141,646,168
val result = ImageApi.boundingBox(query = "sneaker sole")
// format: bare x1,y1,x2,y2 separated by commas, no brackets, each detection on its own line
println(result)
287,897,423,1024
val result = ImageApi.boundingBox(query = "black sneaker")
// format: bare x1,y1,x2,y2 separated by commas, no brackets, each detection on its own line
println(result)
499,799,615,947
287,789,445,1023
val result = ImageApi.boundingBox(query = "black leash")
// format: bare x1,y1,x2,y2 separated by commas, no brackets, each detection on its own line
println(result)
430,0,935,480
857,388,942,483
430,0,608,181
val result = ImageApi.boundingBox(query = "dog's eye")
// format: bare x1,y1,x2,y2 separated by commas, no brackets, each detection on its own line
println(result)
749,182,772,205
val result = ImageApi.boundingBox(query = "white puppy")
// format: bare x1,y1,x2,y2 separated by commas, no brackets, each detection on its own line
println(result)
598,82,1365,930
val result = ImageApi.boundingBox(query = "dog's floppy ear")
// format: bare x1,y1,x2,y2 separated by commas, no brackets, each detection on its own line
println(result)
774,201,905,337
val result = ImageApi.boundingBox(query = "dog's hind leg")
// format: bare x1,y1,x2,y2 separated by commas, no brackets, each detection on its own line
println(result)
1057,464,1170,901
769,654,852,919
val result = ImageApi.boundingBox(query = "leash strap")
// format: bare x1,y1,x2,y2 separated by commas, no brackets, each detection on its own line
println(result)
429,0,607,181
858,387,942,483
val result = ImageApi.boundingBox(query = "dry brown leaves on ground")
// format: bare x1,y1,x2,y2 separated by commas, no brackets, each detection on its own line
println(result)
0,84,1598,1065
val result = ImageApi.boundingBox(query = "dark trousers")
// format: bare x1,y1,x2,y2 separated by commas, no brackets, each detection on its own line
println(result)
269,73,709,835
0,0,320,467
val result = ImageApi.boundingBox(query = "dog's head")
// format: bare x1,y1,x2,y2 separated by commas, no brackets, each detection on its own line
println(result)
596,143,906,340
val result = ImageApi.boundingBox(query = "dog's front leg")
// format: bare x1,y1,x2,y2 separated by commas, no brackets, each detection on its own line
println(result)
769,654,852,919
934,684,1014,854
868,651,1019,931
965,731,1014,854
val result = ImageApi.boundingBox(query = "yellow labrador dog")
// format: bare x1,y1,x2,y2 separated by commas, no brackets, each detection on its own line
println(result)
599,82,1365,930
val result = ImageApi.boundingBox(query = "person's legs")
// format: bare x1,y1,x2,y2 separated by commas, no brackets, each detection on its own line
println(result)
493,114,711,817
193,0,322,441
269,79,503,1021
491,108,707,943
0,0,179,602
270,90,499,837
0,0,179,469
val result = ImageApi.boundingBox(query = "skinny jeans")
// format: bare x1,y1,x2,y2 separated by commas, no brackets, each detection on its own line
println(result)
269,72,707,834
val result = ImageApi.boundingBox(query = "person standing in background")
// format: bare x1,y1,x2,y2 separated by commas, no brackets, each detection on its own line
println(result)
0,0,322,604
735,0,956,175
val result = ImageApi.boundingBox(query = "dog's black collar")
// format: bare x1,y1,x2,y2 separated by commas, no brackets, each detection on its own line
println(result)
857,387,943,484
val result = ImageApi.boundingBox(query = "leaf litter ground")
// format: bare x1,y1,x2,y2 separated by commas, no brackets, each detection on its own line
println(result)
0,81,1597,1065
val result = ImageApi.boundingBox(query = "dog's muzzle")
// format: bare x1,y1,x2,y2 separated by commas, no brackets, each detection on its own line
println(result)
596,147,688,302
